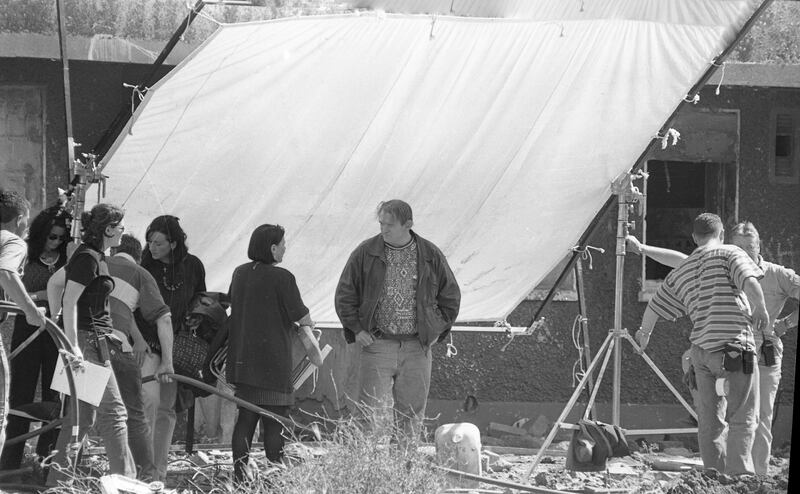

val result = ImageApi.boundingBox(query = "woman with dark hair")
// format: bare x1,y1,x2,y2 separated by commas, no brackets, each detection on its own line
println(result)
228,224,322,482
47,203,136,485
0,205,70,471
140,214,206,482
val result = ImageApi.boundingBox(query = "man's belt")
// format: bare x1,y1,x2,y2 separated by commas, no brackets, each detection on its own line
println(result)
370,328,419,341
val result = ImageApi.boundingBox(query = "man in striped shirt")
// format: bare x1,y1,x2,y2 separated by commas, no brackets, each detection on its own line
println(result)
629,222,799,474
49,234,174,479
635,213,770,476
107,234,175,479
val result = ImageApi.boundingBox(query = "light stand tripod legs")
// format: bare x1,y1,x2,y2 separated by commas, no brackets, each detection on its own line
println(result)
623,334,698,420
582,334,617,421
522,332,615,481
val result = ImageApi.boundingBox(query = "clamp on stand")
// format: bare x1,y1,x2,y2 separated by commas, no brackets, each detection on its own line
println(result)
66,152,108,243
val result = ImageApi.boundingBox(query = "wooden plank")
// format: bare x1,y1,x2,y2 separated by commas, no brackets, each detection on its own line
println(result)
557,423,698,435
583,488,632,494
483,445,567,457
488,422,529,437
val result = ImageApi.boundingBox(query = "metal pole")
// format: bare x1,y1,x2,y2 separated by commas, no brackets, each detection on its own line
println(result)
611,185,629,425
523,332,615,480
92,0,207,163
56,0,75,180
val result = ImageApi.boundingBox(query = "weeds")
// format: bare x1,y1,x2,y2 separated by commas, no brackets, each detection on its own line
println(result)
44,406,451,493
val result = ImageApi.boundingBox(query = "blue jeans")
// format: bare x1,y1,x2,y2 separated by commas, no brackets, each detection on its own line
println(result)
690,344,758,475
141,351,177,482
752,358,781,475
111,349,155,479
358,338,432,438
47,332,136,485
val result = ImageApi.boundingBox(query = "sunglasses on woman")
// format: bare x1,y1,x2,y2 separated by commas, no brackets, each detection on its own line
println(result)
48,234,66,241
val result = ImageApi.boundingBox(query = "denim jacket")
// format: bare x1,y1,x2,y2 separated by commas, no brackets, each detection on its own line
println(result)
334,231,461,347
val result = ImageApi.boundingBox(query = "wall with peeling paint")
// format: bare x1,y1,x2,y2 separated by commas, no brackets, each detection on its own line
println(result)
430,83,800,411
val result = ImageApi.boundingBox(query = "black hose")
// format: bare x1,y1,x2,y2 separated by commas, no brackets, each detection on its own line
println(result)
0,302,81,449
3,419,63,447
142,373,314,434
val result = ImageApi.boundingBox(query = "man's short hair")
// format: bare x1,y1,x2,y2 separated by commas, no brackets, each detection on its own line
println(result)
0,190,30,224
377,199,413,224
693,213,723,237
113,233,143,263
729,221,760,242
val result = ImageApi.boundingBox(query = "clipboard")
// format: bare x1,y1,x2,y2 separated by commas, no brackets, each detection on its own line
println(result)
51,356,112,407
293,344,332,390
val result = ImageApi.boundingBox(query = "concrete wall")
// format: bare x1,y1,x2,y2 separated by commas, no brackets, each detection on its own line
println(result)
0,57,172,206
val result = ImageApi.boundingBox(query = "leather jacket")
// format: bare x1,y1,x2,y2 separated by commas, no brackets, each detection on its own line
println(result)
334,231,460,347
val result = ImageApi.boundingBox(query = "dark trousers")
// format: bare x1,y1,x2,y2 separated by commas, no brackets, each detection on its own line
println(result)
231,405,287,481
0,320,59,470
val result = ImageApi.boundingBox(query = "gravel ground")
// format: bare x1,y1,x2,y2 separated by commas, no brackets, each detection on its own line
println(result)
480,449,790,493
158,441,790,493
0,440,789,493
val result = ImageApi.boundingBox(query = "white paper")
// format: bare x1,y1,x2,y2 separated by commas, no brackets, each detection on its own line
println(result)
51,357,112,407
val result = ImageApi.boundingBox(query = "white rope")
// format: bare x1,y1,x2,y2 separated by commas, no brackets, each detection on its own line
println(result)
571,315,588,387
580,247,594,269
429,14,438,39
446,332,458,358
683,94,700,104
497,320,517,352
711,59,726,95
654,128,680,150
571,245,604,270
122,83,149,131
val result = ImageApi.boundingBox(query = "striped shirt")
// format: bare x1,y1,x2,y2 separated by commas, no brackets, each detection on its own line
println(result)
108,253,170,343
648,243,762,352
0,230,27,303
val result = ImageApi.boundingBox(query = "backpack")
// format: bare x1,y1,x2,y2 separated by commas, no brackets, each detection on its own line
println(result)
566,419,630,471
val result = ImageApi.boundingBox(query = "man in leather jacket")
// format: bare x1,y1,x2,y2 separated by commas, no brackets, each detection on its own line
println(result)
335,200,460,438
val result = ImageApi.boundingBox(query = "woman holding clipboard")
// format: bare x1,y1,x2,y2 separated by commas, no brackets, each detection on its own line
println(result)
47,203,135,486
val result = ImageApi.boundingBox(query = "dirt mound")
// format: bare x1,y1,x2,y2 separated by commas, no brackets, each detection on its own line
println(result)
665,468,788,494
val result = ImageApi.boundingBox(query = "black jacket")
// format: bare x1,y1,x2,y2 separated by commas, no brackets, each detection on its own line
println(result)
334,231,460,347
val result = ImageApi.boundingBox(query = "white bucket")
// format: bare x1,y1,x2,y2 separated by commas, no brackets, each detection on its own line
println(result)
434,422,482,487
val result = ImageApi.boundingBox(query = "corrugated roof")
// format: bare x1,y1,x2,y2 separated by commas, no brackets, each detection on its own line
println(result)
0,33,196,65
